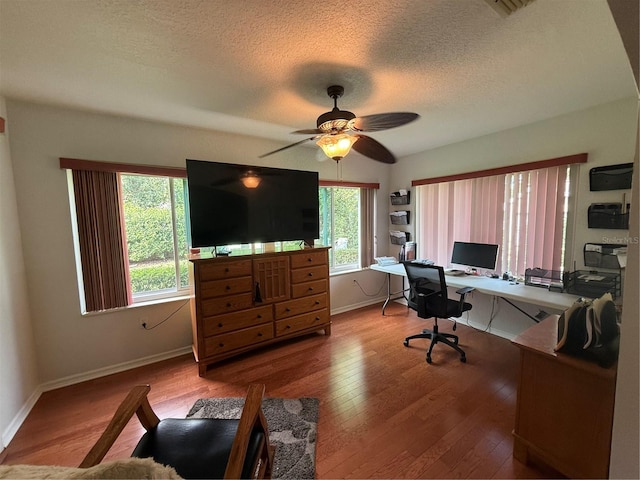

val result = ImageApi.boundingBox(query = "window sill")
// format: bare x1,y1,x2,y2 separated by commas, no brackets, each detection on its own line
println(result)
330,267,367,277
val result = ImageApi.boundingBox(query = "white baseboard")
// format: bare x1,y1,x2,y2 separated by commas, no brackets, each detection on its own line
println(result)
330,296,387,315
2,346,192,450
2,385,42,453
40,346,193,392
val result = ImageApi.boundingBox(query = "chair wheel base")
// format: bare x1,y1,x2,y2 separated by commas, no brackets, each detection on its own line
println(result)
403,340,409,347
461,355,467,363
426,355,432,364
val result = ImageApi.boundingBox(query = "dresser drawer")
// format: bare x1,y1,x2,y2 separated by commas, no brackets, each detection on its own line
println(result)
275,309,329,336
290,250,328,269
203,305,273,336
291,279,327,299
201,293,253,316
198,259,252,281
275,293,327,320
204,323,274,357
199,276,252,299
290,265,327,285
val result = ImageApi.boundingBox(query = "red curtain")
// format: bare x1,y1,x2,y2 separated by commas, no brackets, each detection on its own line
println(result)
72,170,130,312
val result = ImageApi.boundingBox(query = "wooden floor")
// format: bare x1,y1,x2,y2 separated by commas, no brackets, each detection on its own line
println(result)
2,302,557,478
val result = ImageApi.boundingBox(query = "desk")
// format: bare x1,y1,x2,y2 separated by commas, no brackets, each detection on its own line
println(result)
370,262,580,314
511,316,617,478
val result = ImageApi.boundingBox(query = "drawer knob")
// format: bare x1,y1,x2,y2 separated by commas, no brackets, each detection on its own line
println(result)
308,287,313,291
308,272,313,277
219,343,224,347
225,285,231,290
286,325,291,329
307,258,312,262
258,332,263,337
257,314,262,319
315,301,320,305
314,316,320,321
285,308,291,312
226,302,232,307
224,267,229,273
218,322,223,327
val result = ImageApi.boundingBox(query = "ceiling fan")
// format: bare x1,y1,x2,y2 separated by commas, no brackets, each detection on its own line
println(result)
259,85,420,164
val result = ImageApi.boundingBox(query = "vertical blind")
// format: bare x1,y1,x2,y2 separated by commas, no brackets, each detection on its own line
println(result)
417,165,572,275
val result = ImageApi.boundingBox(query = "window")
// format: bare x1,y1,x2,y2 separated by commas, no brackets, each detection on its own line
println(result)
121,174,190,301
318,183,377,274
414,155,586,276
61,158,189,313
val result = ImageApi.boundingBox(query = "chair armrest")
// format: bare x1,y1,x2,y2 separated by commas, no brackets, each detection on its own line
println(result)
224,384,272,479
79,385,160,468
455,286,474,313
456,286,475,296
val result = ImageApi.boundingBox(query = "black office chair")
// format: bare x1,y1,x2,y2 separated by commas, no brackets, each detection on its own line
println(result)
402,262,474,363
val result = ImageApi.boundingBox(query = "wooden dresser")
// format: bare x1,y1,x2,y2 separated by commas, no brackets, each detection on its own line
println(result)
511,316,617,478
189,247,331,376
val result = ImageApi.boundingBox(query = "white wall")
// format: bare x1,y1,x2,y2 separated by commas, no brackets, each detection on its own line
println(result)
5,99,390,386
0,97,39,451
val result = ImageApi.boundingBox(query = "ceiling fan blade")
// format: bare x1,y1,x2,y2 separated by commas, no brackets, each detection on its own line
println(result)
352,135,396,164
292,128,323,134
258,137,316,158
350,112,419,132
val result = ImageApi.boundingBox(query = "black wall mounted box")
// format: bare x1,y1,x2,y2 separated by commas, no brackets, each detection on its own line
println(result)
589,163,633,191
588,203,629,229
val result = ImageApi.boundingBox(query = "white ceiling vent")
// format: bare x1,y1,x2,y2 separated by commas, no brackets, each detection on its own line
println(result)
485,0,536,17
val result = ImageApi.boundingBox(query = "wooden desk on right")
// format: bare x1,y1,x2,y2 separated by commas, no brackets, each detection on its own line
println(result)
511,316,617,478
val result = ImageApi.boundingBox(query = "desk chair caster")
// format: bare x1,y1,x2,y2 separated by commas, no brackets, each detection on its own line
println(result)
427,353,467,364
404,326,467,364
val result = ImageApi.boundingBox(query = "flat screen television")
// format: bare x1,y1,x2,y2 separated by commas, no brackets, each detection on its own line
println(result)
450,241,499,271
186,159,320,248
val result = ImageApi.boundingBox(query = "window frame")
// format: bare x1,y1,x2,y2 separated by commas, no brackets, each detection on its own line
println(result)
319,180,379,275
120,173,191,304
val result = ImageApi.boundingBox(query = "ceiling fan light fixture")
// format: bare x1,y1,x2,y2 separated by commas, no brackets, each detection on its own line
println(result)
316,133,358,161
241,170,261,188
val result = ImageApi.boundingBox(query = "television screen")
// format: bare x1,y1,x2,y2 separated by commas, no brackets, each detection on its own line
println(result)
186,159,319,247
450,241,499,271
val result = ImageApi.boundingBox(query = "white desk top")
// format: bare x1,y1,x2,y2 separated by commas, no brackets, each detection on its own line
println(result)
370,263,580,311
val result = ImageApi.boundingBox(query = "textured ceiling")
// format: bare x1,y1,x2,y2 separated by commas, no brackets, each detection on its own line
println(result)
0,0,636,160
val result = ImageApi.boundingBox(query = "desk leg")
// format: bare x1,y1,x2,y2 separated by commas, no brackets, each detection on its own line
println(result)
381,273,408,316
381,272,392,316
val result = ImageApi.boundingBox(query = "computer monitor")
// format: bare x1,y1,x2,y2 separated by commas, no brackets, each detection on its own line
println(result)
450,241,499,271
